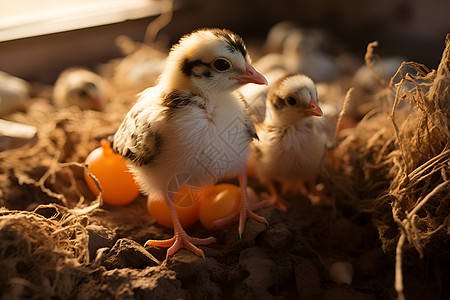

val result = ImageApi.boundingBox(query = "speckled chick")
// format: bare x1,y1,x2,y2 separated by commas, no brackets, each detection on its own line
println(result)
113,28,268,258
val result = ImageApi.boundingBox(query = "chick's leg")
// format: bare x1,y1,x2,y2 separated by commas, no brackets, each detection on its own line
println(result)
145,194,215,258
262,181,289,211
237,172,269,237
211,170,269,236
281,179,308,196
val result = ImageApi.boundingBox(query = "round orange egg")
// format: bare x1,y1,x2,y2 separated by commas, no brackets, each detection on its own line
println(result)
147,185,201,228
84,139,140,206
198,183,241,230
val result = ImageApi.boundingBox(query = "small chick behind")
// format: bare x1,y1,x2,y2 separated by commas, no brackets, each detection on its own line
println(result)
53,67,107,110
249,74,335,210
255,26,340,83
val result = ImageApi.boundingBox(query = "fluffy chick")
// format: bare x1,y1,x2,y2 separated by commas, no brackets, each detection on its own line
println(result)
53,67,107,110
113,28,268,258
263,21,300,54
112,35,168,92
249,74,334,210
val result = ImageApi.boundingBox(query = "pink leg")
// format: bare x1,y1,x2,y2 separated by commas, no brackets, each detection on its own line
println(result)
261,181,289,211
281,179,308,196
211,169,269,236
145,193,216,259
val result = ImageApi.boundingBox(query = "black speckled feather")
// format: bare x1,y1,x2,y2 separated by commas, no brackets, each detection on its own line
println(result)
210,28,248,59
113,114,164,167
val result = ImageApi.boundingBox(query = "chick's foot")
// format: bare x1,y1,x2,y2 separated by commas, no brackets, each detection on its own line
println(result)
145,232,216,259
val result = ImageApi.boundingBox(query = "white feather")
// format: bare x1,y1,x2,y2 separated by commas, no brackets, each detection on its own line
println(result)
252,118,327,184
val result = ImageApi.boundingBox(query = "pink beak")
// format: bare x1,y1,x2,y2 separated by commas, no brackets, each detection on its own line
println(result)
92,96,107,111
304,97,323,116
231,62,268,85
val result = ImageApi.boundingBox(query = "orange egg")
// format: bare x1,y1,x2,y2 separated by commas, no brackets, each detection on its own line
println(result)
147,185,201,228
198,183,241,230
84,139,140,206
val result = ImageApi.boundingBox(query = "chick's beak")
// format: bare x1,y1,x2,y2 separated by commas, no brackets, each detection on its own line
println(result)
304,97,323,116
92,95,107,111
232,62,268,85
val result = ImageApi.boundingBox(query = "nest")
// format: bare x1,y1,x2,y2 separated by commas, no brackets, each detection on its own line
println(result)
0,94,137,299
0,205,89,299
334,34,450,298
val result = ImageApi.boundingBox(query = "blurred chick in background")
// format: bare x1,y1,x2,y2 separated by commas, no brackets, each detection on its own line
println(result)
255,23,340,83
249,74,335,210
350,56,413,120
263,21,301,54
53,67,107,110
0,71,31,116
263,21,332,56
110,35,167,92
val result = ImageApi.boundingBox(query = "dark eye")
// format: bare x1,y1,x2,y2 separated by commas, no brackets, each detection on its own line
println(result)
78,89,89,98
79,82,96,98
287,97,297,106
213,59,230,72
84,82,96,89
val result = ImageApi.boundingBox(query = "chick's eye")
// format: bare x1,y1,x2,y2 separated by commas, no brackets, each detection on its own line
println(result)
213,59,230,72
287,97,297,106
79,90,89,98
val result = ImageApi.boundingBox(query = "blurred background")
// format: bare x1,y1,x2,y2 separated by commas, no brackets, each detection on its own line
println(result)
0,0,449,83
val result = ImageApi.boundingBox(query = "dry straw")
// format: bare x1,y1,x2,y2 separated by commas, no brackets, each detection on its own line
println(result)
0,106,121,298
334,34,449,299
0,205,90,299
